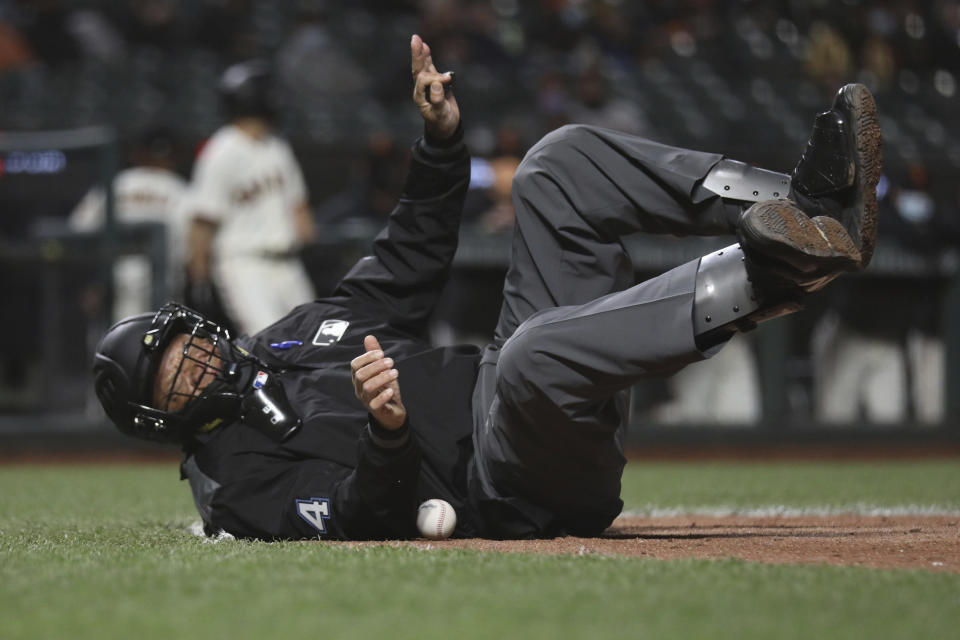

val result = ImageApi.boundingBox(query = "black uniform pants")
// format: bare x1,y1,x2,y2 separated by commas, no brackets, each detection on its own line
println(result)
470,124,751,536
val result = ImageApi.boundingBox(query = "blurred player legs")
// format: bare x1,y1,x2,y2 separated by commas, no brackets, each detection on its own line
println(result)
908,330,944,425
813,313,906,424
649,333,762,425
112,255,153,321
813,313,944,425
213,255,316,335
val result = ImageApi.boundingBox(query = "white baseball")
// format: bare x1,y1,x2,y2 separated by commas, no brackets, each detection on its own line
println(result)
416,498,456,540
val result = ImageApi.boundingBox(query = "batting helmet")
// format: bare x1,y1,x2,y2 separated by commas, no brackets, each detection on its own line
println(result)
218,59,278,120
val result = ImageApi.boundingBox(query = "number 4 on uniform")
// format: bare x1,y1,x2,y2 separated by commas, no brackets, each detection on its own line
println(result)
296,497,331,534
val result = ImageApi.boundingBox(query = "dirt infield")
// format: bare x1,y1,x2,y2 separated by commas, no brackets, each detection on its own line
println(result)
337,515,960,572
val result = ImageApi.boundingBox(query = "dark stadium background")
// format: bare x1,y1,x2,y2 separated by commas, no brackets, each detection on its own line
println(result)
1,0,958,454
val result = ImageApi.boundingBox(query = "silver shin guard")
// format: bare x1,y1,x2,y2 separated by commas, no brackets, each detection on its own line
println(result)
693,244,802,349
702,159,791,203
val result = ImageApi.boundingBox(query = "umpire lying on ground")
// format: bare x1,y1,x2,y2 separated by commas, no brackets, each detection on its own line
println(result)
93,34,882,540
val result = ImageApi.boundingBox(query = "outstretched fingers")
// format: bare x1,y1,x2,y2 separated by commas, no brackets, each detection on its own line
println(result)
410,34,438,77
412,55,451,105
409,34,460,140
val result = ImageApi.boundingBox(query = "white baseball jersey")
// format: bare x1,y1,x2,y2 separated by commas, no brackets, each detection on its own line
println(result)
182,124,315,334
184,124,308,256
69,166,188,321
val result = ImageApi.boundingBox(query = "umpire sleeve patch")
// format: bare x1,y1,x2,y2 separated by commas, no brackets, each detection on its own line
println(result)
312,319,349,346
295,497,332,534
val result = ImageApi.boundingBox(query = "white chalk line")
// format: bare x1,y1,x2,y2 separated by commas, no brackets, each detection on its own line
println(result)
620,504,960,518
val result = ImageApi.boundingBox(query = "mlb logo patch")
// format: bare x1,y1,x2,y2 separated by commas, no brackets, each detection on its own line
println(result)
312,319,349,346
253,371,268,389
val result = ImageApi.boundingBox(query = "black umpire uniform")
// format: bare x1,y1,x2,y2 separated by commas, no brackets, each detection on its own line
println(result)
183,127,485,540
94,80,880,542
181,120,770,541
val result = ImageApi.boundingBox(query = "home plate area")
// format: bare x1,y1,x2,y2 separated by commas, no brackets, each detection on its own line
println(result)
330,514,959,572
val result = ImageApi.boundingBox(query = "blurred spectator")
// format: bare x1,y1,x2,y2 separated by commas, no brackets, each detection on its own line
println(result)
13,0,82,67
535,69,572,134
68,126,188,322
860,34,897,91
305,132,408,295
64,7,125,65
112,0,183,52
0,15,33,71
313,131,406,225
804,21,853,96
276,2,371,100
7,0,126,67
472,154,520,234
192,0,255,60
1,1,958,427
419,0,512,69
567,63,650,136
432,125,523,347
463,127,522,234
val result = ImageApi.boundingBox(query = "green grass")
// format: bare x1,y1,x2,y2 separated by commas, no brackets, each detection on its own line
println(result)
621,459,960,512
1,461,958,639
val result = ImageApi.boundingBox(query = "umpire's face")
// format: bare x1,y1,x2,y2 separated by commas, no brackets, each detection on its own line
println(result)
152,334,225,413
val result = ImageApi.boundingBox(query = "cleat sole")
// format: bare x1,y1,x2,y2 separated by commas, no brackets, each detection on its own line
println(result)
837,83,883,267
740,200,861,274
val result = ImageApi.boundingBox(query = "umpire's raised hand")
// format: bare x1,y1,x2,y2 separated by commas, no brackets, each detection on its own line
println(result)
411,34,459,140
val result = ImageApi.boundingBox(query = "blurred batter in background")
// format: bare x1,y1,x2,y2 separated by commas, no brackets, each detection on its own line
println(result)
183,59,317,336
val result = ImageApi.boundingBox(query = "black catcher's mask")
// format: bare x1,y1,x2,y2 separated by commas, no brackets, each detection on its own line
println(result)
92,303,301,444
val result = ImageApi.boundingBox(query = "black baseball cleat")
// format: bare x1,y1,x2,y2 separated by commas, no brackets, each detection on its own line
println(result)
738,199,861,293
790,83,882,269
